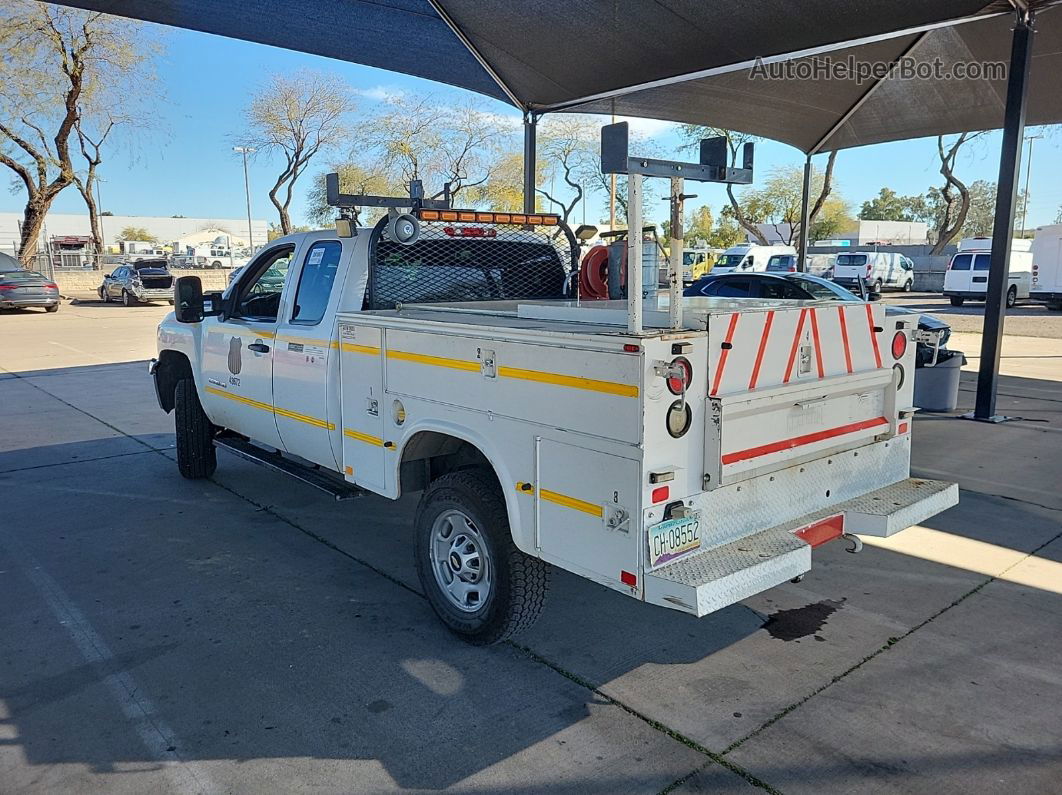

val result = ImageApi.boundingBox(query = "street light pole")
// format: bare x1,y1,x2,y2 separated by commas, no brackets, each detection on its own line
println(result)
233,146,256,255
1020,133,1042,236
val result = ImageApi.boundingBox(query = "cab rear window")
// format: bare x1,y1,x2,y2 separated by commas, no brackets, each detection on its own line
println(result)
950,254,972,271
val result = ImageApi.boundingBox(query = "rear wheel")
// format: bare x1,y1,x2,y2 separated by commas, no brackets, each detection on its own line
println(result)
1006,286,1017,308
950,296,965,307
122,289,136,307
45,303,58,313
873,279,883,293
414,469,549,645
174,378,217,479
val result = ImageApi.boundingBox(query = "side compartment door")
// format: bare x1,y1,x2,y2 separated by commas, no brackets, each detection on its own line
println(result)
200,244,297,449
272,239,347,468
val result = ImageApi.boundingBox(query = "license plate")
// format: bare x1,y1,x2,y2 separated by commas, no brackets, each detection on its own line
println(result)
648,514,701,568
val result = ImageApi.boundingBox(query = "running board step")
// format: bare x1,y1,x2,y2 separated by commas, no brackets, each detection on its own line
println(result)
645,527,810,618
213,434,365,501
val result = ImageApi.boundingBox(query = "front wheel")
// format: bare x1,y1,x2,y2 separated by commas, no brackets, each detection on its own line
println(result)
902,279,913,292
174,378,217,479
950,296,965,307
122,289,136,307
1006,286,1017,309
414,469,549,645
100,286,110,303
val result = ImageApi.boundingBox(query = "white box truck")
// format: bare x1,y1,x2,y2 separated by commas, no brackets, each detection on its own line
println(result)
1031,225,1062,309
943,237,1033,307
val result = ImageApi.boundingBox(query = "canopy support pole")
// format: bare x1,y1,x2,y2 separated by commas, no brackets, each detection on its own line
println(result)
798,155,812,272
523,113,537,214
972,8,1035,422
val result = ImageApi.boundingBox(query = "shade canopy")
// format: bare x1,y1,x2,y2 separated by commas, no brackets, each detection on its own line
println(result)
55,0,1062,151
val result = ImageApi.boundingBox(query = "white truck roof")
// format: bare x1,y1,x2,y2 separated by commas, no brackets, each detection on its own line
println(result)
957,237,1033,252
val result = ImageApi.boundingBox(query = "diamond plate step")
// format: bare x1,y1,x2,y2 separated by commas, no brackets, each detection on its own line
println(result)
643,477,958,617
838,477,958,537
644,526,811,617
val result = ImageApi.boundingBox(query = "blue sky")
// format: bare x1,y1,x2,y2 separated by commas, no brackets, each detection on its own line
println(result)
7,23,1061,231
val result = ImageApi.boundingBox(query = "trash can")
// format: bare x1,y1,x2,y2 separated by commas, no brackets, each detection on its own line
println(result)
607,241,659,301
913,349,965,412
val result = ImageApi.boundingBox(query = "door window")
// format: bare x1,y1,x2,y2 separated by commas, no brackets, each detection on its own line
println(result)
704,278,753,297
758,279,810,300
972,254,991,271
291,241,341,325
950,254,973,271
233,246,295,321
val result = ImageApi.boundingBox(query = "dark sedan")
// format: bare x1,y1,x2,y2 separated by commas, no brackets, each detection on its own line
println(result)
0,262,60,313
684,271,950,362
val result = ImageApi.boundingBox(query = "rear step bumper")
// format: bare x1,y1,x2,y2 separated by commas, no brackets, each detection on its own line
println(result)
645,477,958,617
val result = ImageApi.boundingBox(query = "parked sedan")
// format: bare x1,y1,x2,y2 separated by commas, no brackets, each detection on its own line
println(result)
684,271,950,364
99,259,175,306
0,264,60,312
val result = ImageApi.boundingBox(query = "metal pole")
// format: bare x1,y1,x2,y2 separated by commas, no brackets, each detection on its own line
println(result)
95,179,105,265
973,10,1034,422
1020,134,1040,235
522,114,537,215
627,173,643,334
609,111,617,231
798,154,812,272
234,146,256,253
668,177,684,330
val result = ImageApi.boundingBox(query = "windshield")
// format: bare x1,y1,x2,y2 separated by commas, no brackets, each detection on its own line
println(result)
788,275,854,301
766,255,794,272
836,254,867,267
715,254,746,267
0,270,47,282
682,252,704,267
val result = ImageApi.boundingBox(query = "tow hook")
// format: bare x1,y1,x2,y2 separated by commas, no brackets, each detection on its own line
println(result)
842,533,863,554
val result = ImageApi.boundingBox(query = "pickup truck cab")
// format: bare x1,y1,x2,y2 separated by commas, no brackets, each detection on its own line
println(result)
152,213,957,645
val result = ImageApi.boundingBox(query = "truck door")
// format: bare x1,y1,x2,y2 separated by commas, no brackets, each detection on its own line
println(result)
945,253,973,293
200,243,298,450
272,238,347,469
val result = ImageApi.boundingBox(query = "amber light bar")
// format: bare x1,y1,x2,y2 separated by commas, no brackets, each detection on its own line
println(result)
417,209,559,226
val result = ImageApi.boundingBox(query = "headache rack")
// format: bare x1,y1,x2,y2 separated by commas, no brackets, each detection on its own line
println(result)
325,172,578,310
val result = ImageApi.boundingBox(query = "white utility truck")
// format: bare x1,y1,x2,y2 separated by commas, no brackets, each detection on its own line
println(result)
943,237,1033,307
1030,225,1062,309
151,126,957,645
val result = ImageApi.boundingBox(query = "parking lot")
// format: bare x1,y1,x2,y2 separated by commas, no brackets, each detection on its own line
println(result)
2,300,1060,793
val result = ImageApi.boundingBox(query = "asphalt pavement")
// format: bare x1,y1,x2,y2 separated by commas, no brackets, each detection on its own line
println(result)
1,301,1059,793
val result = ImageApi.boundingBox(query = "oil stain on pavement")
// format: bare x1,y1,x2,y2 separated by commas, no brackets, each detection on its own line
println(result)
762,599,844,641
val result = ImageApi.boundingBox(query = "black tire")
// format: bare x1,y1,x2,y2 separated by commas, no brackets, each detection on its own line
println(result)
100,287,110,303
122,289,136,307
45,303,58,313
902,279,913,292
1006,286,1017,309
873,279,883,293
414,469,549,645
950,296,965,307
174,378,217,479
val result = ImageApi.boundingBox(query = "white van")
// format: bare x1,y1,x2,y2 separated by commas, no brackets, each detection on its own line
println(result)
943,237,1033,307
1030,225,1062,309
711,243,797,274
833,251,915,293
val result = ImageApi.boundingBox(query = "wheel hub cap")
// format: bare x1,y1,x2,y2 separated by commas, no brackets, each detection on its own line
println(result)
430,509,491,613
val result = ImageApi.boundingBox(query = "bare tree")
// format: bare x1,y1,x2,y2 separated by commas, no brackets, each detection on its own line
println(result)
680,125,766,244
356,95,512,205
72,117,114,253
242,70,354,235
0,3,152,264
929,132,987,255
535,117,597,226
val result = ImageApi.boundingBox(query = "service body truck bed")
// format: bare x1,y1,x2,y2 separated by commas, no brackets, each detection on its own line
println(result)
153,210,956,644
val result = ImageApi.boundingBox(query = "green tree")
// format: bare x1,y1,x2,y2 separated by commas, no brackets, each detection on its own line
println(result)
706,215,744,249
0,2,158,263
960,180,1027,238
736,158,844,254
859,187,926,221
685,205,714,246
267,222,311,242
305,161,393,227
680,125,765,243
117,226,156,243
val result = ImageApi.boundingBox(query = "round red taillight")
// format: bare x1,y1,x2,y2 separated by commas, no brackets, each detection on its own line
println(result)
891,331,908,360
667,357,693,395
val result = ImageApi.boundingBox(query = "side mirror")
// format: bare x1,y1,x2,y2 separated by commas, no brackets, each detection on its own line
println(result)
174,276,204,323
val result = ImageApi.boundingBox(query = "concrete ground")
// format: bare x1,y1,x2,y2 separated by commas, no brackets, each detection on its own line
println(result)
1,302,1060,793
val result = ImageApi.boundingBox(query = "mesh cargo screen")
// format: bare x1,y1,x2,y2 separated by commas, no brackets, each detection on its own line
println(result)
368,219,575,310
